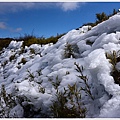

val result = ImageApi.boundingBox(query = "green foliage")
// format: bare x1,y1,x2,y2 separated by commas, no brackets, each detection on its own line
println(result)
74,62,94,100
38,85,45,94
50,84,86,118
0,38,13,51
106,50,120,85
27,70,34,82
19,58,27,65
9,54,16,62
0,33,65,51
96,12,108,23
30,48,35,54
48,76,61,89
105,50,117,70
64,42,75,58
52,76,61,89
17,33,65,47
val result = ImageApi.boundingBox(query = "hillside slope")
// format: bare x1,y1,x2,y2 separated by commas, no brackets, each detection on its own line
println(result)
1,13,120,118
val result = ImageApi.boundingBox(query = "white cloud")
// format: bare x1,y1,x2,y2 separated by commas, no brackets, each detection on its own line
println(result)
15,28,22,32
0,22,7,29
0,21,22,33
0,2,36,13
0,2,83,13
9,27,22,33
56,2,80,11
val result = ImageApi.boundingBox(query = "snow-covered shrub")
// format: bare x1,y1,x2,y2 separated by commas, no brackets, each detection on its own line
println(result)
48,76,61,89
64,42,74,58
0,85,16,118
18,47,25,55
18,58,27,65
37,69,42,76
50,83,86,118
0,38,12,51
1,60,8,68
9,54,16,62
74,62,94,100
106,50,120,85
38,85,45,94
64,42,80,58
16,95,41,118
64,42,75,58
27,70,35,82
0,84,43,118
30,48,35,54
105,50,117,71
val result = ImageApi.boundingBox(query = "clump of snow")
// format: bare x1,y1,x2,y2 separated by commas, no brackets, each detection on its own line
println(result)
8,41,23,49
9,104,24,118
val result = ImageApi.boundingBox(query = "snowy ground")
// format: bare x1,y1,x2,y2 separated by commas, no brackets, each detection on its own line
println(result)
1,13,120,118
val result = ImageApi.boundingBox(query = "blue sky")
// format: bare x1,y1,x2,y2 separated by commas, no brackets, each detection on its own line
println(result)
0,2,120,38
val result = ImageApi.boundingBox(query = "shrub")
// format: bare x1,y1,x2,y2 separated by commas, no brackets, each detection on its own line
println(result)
9,54,16,62
27,70,34,82
0,85,16,117
74,62,94,100
64,42,75,58
38,85,45,94
1,60,8,68
106,50,120,85
18,47,25,55
30,48,35,54
48,76,61,89
17,33,65,47
0,38,13,51
105,50,117,70
96,12,108,23
20,58,27,65
50,83,86,118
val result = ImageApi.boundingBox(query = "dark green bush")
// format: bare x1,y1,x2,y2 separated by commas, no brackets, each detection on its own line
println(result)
30,48,36,54
50,84,86,118
9,54,16,62
74,62,94,100
106,50,120,85
0,38,13,51
17,33,65,47
64,42,75,58
18,58,27,65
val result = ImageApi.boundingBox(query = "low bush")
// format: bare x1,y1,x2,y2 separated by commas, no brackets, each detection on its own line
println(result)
50,84,87,118
106,50,120,85
9,54,16,62
64,42,75,58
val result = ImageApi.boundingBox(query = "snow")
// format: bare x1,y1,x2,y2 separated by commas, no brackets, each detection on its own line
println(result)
1,13,120,118
9,104,24,118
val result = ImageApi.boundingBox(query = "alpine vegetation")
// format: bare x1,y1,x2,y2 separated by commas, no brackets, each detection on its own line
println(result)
1,11,120,118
